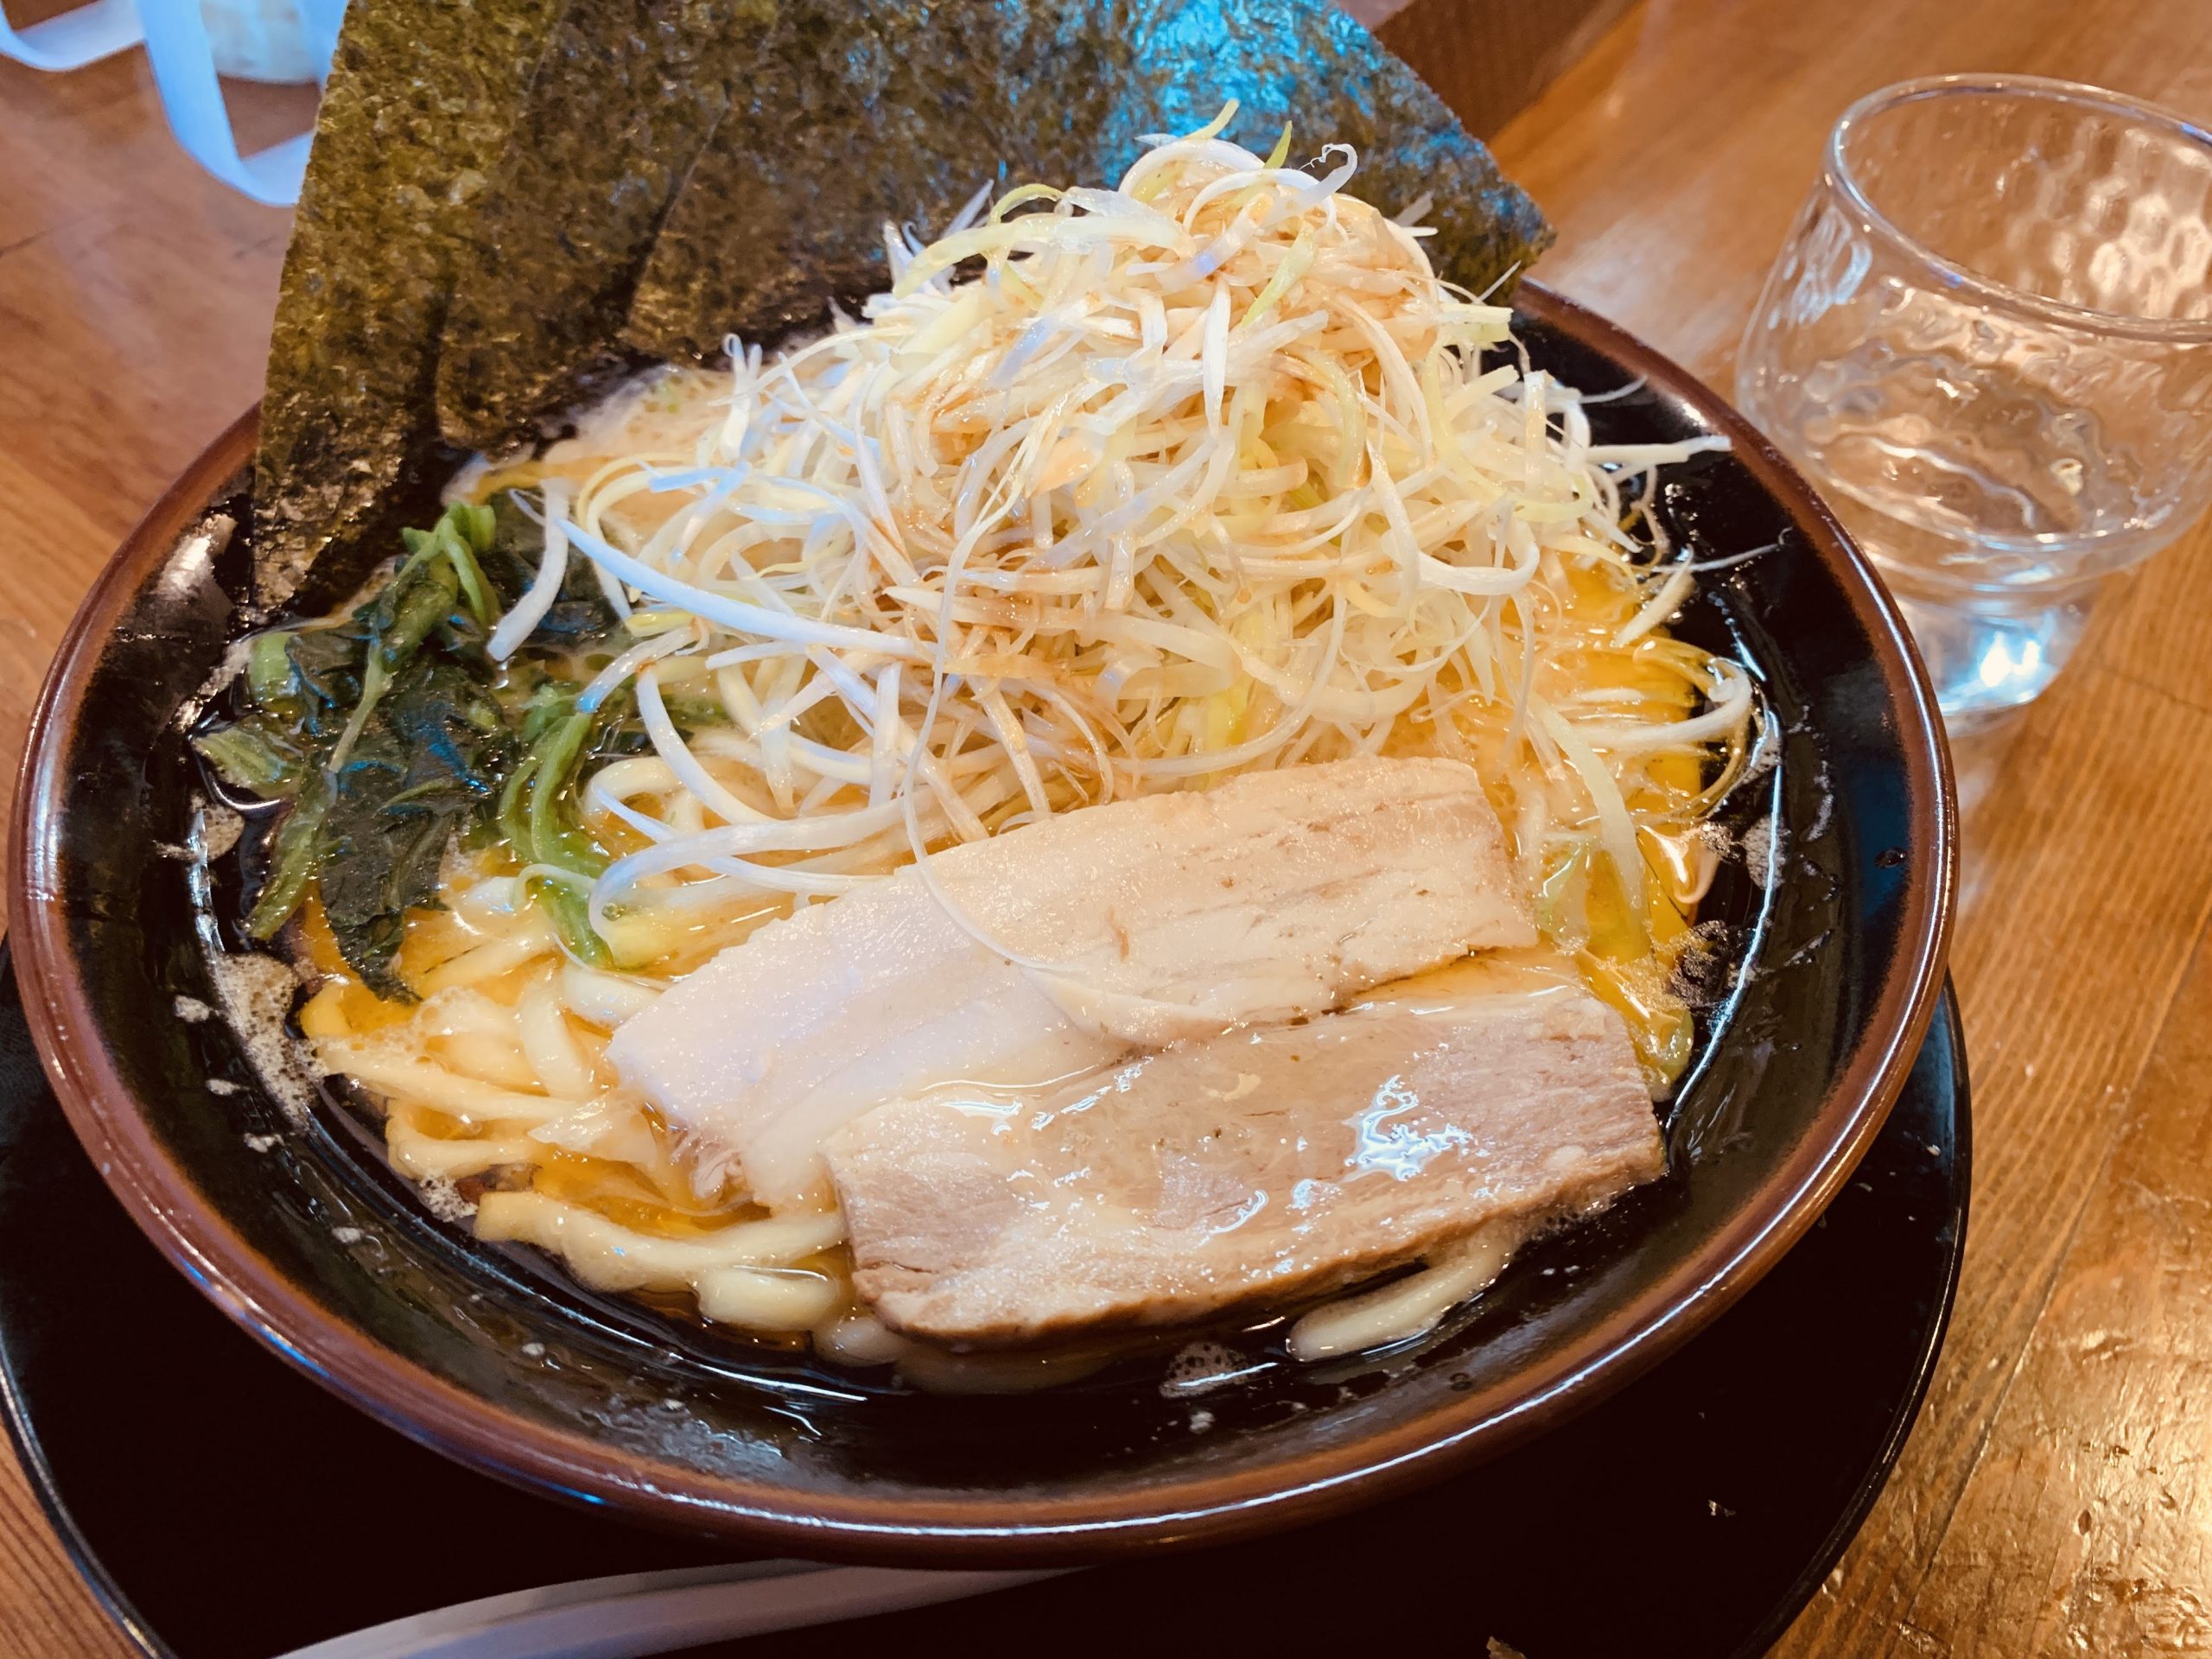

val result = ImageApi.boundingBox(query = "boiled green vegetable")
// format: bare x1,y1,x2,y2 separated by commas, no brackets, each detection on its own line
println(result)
194,498,649,1000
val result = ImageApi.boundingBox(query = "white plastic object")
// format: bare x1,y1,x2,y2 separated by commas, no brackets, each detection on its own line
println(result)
200,0,320,80
135,0,344,206
0,0,142,71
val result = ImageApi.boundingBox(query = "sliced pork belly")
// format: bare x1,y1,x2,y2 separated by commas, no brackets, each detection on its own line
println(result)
822,989,1662,1345
609,757,1532,1207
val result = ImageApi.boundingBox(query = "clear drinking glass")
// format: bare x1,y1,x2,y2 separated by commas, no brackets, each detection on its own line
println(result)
1736,75,2212,724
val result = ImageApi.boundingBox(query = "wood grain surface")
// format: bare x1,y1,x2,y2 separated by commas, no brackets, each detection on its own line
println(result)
1,3,2209,1654
0,38,303,1659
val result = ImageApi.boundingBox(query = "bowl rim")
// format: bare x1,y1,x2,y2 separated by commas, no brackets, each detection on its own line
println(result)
7,281,1958,1564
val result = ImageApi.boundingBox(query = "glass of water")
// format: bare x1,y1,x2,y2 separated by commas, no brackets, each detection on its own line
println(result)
1736,75,2212,724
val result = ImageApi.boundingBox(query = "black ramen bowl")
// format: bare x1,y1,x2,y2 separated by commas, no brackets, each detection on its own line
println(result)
9,283,1955,1564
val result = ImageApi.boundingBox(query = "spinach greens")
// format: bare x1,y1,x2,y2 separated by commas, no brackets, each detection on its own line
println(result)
196,498,636,1001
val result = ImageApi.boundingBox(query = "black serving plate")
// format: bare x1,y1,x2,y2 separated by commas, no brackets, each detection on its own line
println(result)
0,938,1967,1659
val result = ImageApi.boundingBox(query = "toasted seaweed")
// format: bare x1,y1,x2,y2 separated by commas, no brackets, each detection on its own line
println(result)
256,0,1548,598
254,0,563,607
623,0,1552,360
433,0,781,454
622,3,1105,358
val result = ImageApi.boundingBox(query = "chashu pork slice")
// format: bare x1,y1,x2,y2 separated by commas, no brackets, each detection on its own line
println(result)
609,756,1533,1208
822,989,1663,1346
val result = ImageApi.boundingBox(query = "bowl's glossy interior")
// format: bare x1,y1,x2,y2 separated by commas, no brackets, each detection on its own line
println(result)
9,285,1954,1563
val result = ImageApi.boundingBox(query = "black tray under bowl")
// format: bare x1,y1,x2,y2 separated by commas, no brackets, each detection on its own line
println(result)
0,942,1967,1658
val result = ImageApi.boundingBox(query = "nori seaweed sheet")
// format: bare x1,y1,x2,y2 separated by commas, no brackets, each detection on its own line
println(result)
623,0,1552,360
255,0,564,607
433,0,780,454
257,0,1549,597
622,3,1113,358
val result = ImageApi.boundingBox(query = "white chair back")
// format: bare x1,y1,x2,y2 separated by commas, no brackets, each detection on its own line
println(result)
1,0,341,206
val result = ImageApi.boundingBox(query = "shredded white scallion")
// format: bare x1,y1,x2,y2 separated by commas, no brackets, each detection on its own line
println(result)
462,111,1764,1039
487,480,572,660
310,108,1773,1367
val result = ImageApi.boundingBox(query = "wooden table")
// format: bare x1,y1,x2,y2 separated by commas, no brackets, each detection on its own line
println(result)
2,3,2209,1653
